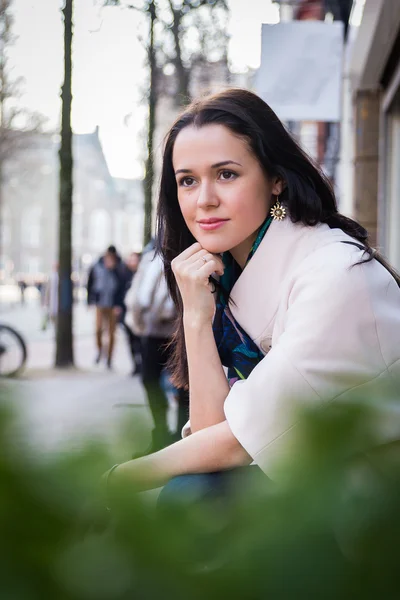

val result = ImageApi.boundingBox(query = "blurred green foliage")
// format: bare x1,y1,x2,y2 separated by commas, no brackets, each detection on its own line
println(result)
0,384,399,599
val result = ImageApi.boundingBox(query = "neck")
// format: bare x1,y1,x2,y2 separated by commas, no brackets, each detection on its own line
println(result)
229,234,257,269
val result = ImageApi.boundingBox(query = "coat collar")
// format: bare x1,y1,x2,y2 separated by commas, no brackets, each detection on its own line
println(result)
229,217,350,342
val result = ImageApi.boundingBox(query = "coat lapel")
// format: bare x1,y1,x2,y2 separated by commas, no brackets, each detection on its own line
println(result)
229,218,349,344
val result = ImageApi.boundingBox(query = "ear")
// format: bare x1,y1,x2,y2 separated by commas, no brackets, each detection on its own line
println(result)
271,177,285,197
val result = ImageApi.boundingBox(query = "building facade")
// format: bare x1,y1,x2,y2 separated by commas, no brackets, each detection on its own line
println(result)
343,0,400,267
1,128,143,282
268,0,352,186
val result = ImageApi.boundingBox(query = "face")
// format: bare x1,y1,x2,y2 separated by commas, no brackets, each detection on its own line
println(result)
104,253,117,269
127,253,140,272
172,124,282,267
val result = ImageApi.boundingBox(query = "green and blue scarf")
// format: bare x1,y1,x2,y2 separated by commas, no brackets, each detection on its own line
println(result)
212,216,272,386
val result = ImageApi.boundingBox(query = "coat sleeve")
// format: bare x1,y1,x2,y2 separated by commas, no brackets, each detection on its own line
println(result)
113,268,127,308
87,266,95,305
223,257,388,478
129,252,159,335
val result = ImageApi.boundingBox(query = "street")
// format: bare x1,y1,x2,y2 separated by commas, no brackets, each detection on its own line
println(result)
0,291,158,460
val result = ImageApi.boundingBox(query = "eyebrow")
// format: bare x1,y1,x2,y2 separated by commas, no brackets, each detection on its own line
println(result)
174,160,242,176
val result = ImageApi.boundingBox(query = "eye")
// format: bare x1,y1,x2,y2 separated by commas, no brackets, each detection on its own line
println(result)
178,176,196,188
219,170,237,181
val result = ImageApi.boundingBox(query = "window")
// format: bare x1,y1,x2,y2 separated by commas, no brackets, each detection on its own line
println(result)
299,121,319,161
128,212,143,249
73,210,84,247
114,210,126,247
94,179,106,191
40,164,53,175
2,206,12,247
22,255,41,275
21,206,42,248
88,209,111,251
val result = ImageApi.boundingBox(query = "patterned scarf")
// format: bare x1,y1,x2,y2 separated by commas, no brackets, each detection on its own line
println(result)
212,216,273,386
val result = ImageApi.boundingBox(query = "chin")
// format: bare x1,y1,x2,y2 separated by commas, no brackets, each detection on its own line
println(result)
191,224,237,254
196,236,230,255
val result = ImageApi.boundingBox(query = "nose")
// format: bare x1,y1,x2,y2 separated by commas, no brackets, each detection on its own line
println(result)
196,180,219,209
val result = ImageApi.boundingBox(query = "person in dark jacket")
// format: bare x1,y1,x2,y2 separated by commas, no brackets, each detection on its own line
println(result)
87,245,126,369
119,252,143,375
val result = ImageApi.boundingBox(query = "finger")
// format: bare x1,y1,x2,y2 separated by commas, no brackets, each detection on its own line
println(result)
209,255,224,274
180,257,221,284
183,249,211,268
185,249,224,271
198,258,224,278
202,255,224,276
174,251,211,279
172,243,203,267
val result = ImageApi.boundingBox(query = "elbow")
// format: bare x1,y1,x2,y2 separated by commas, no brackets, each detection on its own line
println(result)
232,440,253,468
223,421,253,469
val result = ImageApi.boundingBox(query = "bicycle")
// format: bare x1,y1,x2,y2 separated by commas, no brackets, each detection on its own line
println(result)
0,324,27,377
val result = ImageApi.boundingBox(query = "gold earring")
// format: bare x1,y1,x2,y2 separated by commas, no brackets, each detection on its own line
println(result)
270,196,286,221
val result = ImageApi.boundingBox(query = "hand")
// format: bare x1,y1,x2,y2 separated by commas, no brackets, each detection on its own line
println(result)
171,243,224,326
74,466,117,538
113,306,122,317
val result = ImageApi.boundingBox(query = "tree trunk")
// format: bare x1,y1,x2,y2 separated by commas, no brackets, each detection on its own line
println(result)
0,162,3,270
55,0,74,367
0,2,7,272
142,0,157,247
171,6,190,106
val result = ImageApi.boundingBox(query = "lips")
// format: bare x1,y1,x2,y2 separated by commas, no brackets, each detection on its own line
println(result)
197,219,229,224
197,218,229,231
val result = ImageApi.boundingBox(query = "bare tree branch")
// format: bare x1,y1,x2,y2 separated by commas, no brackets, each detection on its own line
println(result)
102,0,229,242
0,0,46,265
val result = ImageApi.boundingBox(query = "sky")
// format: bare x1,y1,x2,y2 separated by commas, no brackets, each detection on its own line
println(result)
8,0,279,179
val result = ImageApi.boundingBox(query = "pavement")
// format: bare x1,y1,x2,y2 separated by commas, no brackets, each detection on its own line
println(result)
0,290,173,463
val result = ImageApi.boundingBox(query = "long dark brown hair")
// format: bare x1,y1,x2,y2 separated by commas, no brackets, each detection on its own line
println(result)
156,88,400,389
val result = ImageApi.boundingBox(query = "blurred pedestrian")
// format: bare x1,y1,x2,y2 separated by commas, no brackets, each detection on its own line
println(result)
35,279,45,303
120,252,143,375
17,278,27,305
42,263,59,330
129,240,178,453
87,245,126,369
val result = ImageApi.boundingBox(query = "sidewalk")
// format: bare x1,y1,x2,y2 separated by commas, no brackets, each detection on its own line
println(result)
7,367,151,455
1,299,155,459
1,297,135,372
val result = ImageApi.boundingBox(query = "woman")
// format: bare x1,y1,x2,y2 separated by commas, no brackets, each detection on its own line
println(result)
106,89,400,502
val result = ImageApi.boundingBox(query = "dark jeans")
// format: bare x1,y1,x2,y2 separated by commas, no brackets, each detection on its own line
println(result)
140,336,171,433
157,466,267,510
135,336,189,451
158,470,348,581
157,467,269,569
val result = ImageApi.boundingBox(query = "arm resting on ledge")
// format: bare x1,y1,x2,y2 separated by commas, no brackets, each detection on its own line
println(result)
112,420,252,495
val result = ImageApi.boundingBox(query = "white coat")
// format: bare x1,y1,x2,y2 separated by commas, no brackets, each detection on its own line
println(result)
184,218,400,477
126,249,176,338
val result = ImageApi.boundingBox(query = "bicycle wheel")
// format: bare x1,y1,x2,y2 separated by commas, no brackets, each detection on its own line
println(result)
0,324,28,377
